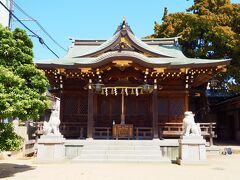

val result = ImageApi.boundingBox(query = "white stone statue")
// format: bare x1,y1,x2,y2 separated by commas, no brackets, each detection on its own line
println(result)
183,111,201,136
43,98,61,136
43,121,52,135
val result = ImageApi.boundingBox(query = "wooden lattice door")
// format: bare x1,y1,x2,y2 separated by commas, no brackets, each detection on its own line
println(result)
125,94,151,127
96,95,121,127
61,92,88,138
158,95,185,123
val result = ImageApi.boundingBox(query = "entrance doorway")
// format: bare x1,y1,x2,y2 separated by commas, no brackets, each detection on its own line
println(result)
95,94,152,128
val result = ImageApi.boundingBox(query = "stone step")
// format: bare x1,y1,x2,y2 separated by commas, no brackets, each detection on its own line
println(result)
71,140,171,163
107,150,161,155
73,154,170,163
73,158,170,163
83,145,135,150
206,146,220,155
80,149,162,155
107,154,162,160
77,154,108,160
134,146,160,150
80,149,106,154
108,146,135,150
83,145,109,150
108,158,170,163
83,145,160,151
83,140,162,146
76,154,163,160
84,140,132,146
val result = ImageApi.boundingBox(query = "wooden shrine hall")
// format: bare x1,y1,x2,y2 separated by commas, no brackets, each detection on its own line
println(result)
36,19,230,140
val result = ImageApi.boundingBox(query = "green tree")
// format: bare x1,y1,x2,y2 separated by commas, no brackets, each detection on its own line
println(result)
0,25,49,121
0,123,23,151
150,0,240,91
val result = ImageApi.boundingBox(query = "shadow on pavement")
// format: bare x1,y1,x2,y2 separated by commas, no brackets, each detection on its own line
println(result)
0,163,35,179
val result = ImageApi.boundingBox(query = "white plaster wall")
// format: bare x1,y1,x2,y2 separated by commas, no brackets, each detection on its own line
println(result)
15,126,28,141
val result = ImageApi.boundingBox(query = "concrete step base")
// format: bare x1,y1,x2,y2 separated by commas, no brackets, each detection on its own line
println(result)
73,140,171,163
80,149,162,155
206,146,221,155
73,158,171,163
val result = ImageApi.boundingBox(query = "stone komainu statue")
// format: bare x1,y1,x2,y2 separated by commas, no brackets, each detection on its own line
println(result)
43,98,61,136
183,111,201,136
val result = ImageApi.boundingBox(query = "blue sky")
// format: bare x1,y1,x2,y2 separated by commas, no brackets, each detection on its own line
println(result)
12,0,240,60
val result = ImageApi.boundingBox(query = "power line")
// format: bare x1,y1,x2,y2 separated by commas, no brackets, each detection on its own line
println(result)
10,0,67,52
0,1,59,58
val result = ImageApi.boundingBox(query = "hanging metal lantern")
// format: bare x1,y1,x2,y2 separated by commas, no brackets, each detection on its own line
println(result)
143,84,153,93
95,83,104,92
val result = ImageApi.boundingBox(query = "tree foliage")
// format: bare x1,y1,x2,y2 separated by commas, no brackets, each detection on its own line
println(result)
150,0,240,91
0,123,23,151
0,25,49,120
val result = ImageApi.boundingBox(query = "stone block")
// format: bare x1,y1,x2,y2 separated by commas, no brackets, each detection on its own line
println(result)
36,135,66,163
177,135,207,165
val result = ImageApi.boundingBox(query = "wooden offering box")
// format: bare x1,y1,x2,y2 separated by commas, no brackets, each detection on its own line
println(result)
112,124,133,139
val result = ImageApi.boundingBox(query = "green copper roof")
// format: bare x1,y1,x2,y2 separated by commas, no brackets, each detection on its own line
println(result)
36,51,230,69
76,31,121,57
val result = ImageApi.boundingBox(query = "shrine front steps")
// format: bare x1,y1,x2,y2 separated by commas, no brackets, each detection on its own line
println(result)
72,140,171,163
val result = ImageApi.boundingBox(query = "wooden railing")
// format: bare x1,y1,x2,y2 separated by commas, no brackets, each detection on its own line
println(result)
159,123,184,138
93,126,153,140
34,121,216,145
35,121,85,139
198,123,216,146
135,127,153,140
93,127,111,139
23,140,36,156
159,122,216,146
60,122,85,139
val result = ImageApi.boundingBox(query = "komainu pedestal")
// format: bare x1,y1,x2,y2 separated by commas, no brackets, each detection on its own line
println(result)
36,135,66,162
177,136,207,165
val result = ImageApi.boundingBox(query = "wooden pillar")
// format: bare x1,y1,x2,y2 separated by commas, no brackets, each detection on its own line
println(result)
59,91,64,136
87,89,94,138
93,93,98,122
184,91,189,111
60,91,63,124
152,89,159,139
121,91,125,125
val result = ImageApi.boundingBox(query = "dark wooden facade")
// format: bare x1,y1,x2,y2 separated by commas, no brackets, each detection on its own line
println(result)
211,95,240,142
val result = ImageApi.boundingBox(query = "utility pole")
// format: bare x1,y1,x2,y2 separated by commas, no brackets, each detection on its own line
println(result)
0,0,13,30
8,0,13,30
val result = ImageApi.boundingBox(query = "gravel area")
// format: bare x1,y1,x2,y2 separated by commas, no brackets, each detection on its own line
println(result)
0,155,240,180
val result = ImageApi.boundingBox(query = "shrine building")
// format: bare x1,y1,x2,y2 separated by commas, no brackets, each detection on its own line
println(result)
36,20,230,141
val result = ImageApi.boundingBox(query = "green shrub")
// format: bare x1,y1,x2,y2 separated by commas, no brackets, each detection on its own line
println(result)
0,123,23,151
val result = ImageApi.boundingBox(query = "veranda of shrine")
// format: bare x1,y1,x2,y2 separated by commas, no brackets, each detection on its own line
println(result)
36,20,230,144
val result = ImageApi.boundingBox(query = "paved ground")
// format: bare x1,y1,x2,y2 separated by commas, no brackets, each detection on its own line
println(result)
0,155,240,180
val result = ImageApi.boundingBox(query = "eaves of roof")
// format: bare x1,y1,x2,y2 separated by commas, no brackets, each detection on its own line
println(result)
36,51,231,69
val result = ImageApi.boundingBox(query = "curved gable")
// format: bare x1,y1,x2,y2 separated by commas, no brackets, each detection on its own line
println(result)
75,21,174,58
